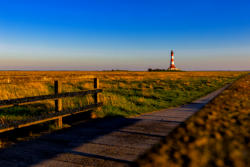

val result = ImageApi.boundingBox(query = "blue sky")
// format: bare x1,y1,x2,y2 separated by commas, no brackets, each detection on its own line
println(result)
0,0,249,70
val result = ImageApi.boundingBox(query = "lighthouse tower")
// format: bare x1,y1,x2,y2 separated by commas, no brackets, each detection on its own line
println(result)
167,50,179,71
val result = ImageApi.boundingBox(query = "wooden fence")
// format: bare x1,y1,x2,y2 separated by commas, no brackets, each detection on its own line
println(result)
0,78,103,133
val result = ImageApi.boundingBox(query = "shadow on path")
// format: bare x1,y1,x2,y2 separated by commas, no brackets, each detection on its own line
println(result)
0,85,229,167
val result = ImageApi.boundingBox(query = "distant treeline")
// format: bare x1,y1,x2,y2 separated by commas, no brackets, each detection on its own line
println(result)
103,69,129,72
148,68,182,72
148,68,167,71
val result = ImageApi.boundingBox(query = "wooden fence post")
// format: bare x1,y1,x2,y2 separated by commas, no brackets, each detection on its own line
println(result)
57,116,63,128
94,78,99,104
54,80,63,128
54,80,62,112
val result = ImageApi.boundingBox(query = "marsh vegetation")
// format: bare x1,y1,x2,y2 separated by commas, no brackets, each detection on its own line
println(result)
0,71,246,129
136,74,250,167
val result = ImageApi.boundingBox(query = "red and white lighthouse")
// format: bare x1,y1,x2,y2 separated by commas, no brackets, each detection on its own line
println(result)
168,50,179,71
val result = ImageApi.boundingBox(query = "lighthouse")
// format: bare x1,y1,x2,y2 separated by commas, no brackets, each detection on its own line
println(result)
167,50,179,71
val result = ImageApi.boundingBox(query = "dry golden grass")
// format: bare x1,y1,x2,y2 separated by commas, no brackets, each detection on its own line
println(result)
136,74,250,167
0,71,244,98
0,71,246,128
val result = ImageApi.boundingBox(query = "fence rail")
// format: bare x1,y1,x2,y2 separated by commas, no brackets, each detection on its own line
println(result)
0,89,102,107
0,78,103,133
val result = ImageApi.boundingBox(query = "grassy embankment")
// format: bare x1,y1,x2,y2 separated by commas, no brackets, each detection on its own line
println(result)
0,71,246,128
136,74,250,167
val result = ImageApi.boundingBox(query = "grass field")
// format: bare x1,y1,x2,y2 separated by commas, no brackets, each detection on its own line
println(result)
0,71,247,129
136,74,250,167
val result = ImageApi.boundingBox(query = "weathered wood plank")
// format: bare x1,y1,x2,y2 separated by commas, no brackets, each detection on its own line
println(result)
0,102,103,133
0,89,102,107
